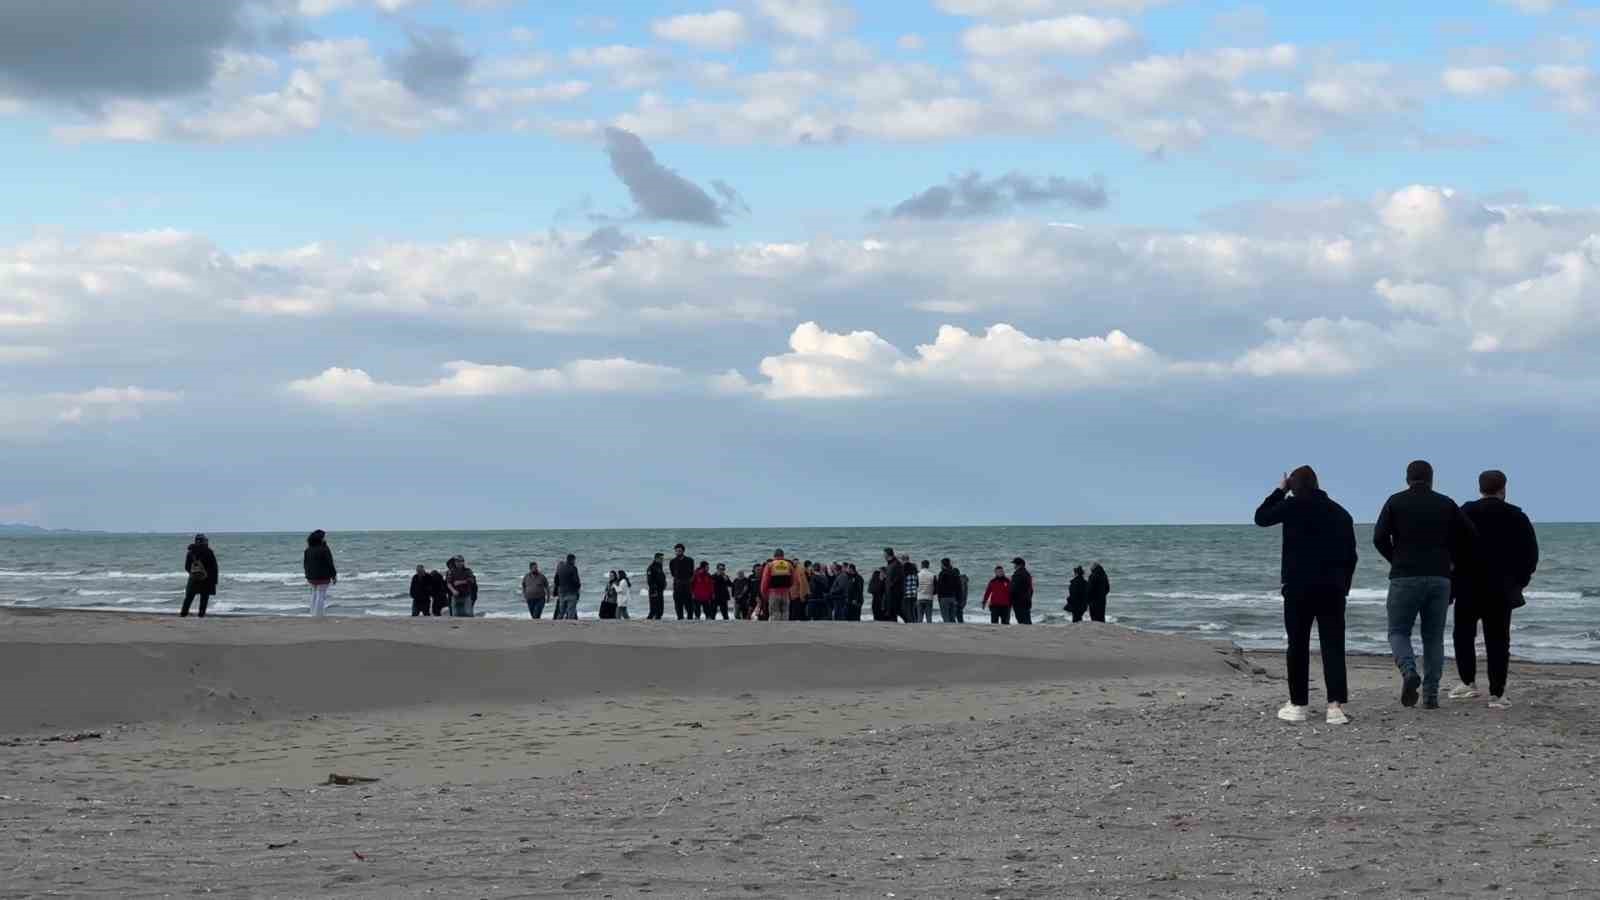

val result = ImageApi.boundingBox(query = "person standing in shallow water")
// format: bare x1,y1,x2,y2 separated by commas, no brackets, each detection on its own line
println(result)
646,552,667,621
1088,562,1111,622
1065,566,1090,622
181,534,218,618
522,562,550,619
410,565,431,617
983,566,1012,624
1010,558,1034,625
1254,465,1358,726
303,530,336,617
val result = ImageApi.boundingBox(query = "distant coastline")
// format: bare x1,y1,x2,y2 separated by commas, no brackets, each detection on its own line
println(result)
0,523,105,536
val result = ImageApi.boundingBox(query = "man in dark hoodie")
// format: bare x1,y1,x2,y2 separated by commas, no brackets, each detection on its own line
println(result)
428,569,450,616
1450,470,1539,709
669,544,696,620
181,534,219,618
1065,566,1090,622
1010,558,1035,624
410,565,432,617
884,549,906,623
934,559,962,624
646,552,668,620
554,554,581,620
1374,460,1477,709
1255,465,1359,725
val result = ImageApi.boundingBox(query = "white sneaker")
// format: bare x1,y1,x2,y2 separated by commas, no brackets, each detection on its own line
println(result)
1448,682,1481,700
1325,704,1349,725
1488,694,1512,709
1277,703,1309,723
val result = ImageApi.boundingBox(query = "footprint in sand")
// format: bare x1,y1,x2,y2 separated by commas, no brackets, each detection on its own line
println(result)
561,871,605,889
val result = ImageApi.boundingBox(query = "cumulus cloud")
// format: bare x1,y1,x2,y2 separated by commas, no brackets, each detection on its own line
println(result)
0,0,262,103
750,321,1163,398
936,0,1173,15
1441,66,1518,96
756,0,855,40
961,16,1138,57
288,358,682,406
881,171,1109,220
0,385,181,435
602,126,747,226
652,10,748,51
387,28,475,101
1533,65,1596,116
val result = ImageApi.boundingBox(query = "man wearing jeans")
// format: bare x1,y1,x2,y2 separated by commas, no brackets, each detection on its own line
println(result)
1373,460,1476,709
554,553,581,620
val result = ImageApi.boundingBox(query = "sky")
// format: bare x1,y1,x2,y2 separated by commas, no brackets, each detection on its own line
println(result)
2,0,1598,532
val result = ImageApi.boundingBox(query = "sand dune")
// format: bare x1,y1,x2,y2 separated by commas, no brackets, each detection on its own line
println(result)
0,608,1232,732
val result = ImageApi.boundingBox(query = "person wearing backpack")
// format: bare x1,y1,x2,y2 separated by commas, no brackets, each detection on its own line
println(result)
181,534,219,618
303,530,337,617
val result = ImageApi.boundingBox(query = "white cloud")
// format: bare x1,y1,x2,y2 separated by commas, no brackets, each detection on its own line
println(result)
1230,318,1437,377
1533,65,1596,116
937,0,1172,16
962,16,1137,57
652,10,748,51
0,385,180,434
288,358,682,406
756,0,855,40
751,321,1162,397
1492,0,1562,12
1441,65,1518,96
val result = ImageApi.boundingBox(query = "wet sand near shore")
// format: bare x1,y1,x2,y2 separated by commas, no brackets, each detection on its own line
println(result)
2,609,1597,898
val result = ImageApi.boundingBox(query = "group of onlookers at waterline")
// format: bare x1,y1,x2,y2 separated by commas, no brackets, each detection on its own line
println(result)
1255,461,1538,726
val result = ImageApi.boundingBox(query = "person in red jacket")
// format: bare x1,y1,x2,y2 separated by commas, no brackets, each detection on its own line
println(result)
691,561,716,620
982,566,1012,624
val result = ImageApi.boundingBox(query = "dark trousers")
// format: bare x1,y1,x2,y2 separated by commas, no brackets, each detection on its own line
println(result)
990,607,1011,624
1089,598,1106,622
431,595,450,616
806,600,830,621
897,595,915,623
1014,605,1032,625
713,598,730,620
673,585,692,619
181,589,210,617
1070,609,1085,623
1455,602,1513,696
412,596,431,617
525,597,546,619
1283,586,1348,705
648,589,665,620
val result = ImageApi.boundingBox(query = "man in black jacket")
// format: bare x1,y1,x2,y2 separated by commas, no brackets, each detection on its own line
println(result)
181,534,219,618
1254,465,1358,725
934,559,962,623
1374,460,1476,709
669,544,696,620
646,553,667,620
1010,558,1034,625
1450,470,1539,708
884,549,907,623
410,565,432,617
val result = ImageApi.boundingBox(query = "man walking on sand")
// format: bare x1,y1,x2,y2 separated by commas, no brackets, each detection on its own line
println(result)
554,553,582,620
1450,470,1539,709
1254,465,1359,725
759,549,796,621
1374,460,1476,710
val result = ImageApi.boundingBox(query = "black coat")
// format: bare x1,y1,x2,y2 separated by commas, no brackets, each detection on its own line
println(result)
646,561,667,591
933,568,961,598
1066,575,1089,613
885,560,905,600
409,573,430,602
184,544,219,594
1457,497,1539,608
303,543,337,582
1254,488,1359,592
1089,567,1110,605
1011,567,1034,609
1373,485,1476,580
669,555,695,585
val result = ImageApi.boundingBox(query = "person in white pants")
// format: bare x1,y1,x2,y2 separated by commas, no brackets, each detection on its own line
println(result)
303,529,338,617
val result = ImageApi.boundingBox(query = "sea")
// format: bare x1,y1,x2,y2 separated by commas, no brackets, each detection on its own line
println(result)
2,525,1596,663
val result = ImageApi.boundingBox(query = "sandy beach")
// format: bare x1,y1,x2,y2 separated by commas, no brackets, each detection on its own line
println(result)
2,609,1597,898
